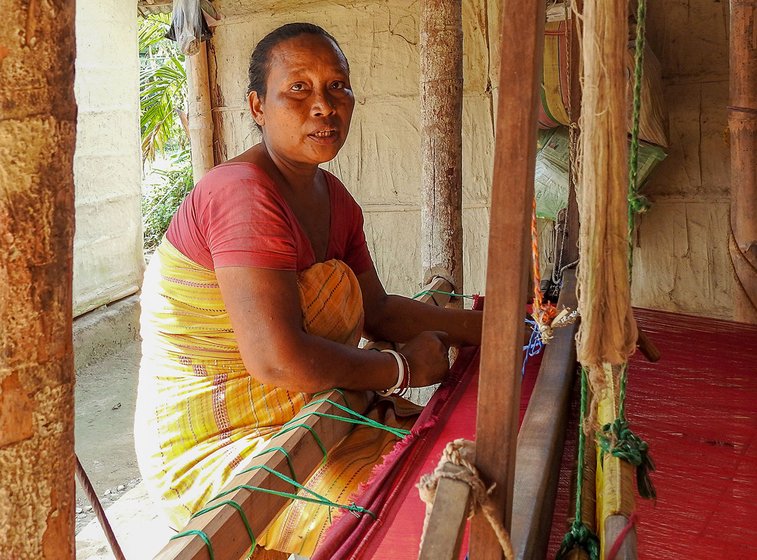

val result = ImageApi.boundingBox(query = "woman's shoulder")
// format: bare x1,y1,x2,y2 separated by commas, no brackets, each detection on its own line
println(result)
199,162,277,193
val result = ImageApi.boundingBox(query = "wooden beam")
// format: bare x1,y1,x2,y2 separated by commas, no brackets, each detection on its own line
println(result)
728,0,757,323
187,42,215,182
420,0,464,299
511,270,578,559
417,464,472,560
470,0,546,558
154,390,371,560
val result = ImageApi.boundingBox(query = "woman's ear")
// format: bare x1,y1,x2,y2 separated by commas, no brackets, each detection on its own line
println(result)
248,91,265,127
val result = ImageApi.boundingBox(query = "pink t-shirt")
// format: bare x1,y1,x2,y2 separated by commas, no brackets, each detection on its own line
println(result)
165,163,373,274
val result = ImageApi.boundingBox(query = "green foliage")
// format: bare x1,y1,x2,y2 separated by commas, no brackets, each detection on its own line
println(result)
139,14,188,162
142,150,194,251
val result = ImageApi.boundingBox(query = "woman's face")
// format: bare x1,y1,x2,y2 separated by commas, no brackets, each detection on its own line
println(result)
250,34,355,168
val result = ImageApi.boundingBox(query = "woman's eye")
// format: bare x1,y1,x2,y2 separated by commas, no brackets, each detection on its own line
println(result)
290,83,305,91
331,81,347,90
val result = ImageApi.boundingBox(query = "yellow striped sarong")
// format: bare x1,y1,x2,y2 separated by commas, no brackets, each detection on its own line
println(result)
135,240,415,556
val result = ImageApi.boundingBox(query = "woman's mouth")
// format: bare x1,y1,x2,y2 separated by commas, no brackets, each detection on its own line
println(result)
308,129,340,144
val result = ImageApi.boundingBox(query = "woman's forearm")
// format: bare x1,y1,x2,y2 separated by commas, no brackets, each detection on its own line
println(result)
364,294,482,346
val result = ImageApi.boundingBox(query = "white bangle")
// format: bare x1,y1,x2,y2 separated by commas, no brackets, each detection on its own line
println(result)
377,349,405,397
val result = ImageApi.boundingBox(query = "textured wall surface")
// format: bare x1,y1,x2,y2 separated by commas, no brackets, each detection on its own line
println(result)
0,0,77,556
210,0,732,317
72,0,144,317
634,0,732,317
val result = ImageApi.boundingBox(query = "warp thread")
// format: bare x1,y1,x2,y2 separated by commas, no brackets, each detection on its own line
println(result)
417,439,514,560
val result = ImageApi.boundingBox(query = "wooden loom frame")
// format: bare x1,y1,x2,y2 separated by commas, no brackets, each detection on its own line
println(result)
155,0,578,558
154,0,670,558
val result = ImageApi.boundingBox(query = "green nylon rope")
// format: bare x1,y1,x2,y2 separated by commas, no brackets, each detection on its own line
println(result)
217,463,375,518
597,366,657,500
301,398,411,438
556,367,600,560
252,446,298,482
628,0,650,275
274,422,329,463
411,289,475,300
192,499,257,556
170,529,215,560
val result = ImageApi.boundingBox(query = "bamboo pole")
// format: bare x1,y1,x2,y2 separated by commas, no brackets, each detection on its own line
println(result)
187,41,216,182
469,0,546,557
0,1,77,556
420,0,464,300
728,0,757,324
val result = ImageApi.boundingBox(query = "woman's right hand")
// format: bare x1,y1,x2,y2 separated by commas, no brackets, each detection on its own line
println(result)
400,331,451,387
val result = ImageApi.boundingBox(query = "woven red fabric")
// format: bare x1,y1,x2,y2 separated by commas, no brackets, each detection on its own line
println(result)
548,309,757,559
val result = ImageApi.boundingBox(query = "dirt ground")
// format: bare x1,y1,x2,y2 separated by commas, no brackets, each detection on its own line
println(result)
74,338,143,534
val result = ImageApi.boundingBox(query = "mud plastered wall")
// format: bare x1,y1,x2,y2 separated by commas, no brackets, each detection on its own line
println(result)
634,0,732,318
210,0,732,318
73,0,144,316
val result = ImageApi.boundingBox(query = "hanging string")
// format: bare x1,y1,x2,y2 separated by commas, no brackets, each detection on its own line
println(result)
627,0,649,277
556,367,600,560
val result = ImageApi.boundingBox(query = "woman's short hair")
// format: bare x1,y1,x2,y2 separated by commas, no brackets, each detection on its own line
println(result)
246,23,348,99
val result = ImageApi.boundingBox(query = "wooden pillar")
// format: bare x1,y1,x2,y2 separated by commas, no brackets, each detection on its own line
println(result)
470,0,545,558
728,0,757,323
0,1,77,557
187,41,215,182
420,0,464,297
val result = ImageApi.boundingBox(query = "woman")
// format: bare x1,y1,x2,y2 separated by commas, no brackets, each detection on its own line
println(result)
135,22,482,555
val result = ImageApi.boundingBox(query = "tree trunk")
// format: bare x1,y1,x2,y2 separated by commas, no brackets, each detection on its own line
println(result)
0,0,77,557
420,0,463,300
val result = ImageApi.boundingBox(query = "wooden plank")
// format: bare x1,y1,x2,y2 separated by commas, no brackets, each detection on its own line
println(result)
154,390,370,560
510,270,578,560
420,0,464,298
470,0,546,558
418,465,472,560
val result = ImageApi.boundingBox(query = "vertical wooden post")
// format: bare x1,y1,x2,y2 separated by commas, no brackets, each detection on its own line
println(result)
728,0,757,324
420,0,464,299
470,0,545,558
0,1,77,557
187,41,216,182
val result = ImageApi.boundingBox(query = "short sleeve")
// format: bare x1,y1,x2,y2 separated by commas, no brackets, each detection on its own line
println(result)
166,165,300,271
202,174,298,270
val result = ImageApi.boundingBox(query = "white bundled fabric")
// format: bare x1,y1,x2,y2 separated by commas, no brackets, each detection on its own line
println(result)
171,0,204,55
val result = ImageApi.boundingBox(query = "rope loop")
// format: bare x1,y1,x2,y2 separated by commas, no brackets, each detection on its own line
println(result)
555,519,601,560
598,418,657,499
417,439,514,560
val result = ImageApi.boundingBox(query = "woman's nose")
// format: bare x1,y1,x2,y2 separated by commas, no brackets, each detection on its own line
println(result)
311,90,336,116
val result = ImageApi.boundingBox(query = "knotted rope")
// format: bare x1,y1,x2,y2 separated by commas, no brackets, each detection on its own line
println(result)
417,439,514,560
